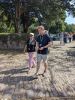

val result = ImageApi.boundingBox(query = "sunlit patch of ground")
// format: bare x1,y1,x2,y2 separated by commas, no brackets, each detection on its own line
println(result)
0,41,75,100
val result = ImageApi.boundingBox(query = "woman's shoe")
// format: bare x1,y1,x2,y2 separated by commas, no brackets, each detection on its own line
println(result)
32,64,36,68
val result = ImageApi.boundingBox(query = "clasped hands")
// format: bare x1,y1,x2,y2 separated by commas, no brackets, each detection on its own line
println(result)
39,47,45,50
36,46,45,51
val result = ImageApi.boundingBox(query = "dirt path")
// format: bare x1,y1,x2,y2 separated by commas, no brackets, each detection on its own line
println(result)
0,41,75,100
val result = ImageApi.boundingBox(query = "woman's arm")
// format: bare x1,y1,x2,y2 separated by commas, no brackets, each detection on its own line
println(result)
35,42,39,51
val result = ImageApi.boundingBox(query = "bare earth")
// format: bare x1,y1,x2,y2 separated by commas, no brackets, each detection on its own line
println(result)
0,41,75,100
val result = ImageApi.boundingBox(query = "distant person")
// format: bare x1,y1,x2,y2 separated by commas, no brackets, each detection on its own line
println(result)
26,33,36,70
59,32,64,45
64,32,68,43
35,25,51,76
68,33,73,43
73,33,75,40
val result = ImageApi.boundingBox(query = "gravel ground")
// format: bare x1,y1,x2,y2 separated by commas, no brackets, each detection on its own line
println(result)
0,41,75,100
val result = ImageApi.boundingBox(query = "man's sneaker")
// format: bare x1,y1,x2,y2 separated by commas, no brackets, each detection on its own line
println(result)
42,70,46,77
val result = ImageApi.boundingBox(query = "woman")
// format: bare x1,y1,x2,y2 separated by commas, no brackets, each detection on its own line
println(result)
27,33,36,70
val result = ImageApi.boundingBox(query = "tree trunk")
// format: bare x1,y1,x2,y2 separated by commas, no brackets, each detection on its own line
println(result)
15,0,20,33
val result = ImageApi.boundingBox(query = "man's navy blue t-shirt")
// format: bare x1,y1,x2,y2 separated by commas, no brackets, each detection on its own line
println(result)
36,34,50,54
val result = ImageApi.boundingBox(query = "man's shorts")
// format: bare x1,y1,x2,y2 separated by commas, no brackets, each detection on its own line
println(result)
37,54,48,63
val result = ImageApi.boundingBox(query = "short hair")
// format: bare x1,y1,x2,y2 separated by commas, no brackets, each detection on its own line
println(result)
37,25,45,30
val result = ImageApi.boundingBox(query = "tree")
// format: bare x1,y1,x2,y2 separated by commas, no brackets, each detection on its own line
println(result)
65,23,75,33
0,0,75,33
19,0,75,33
0,0,15,33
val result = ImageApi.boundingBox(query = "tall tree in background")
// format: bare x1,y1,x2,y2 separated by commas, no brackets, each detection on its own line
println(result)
65,23,75,33
0,0,75,33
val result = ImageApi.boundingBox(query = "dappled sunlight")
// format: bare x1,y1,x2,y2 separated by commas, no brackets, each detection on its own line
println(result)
0,42,75,99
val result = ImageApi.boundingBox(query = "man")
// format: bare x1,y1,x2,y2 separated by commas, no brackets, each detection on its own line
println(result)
36,25,51,76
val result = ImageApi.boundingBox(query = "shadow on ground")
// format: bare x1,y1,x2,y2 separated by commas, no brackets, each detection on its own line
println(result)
67,47,75,57
0,75,37,85
0,67,28,75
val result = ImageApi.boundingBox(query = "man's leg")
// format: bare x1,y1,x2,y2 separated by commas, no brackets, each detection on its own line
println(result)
35,54,41,75
42,55,48,74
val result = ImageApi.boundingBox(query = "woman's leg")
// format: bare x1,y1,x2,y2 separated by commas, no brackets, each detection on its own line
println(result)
32,52,36,67
28,52,33,69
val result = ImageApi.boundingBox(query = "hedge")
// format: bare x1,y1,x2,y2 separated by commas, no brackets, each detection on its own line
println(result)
0,33,27,42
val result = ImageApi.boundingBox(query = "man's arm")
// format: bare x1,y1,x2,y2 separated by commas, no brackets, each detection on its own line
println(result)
43,42,51,48
39,42,51,50
44,36,51,48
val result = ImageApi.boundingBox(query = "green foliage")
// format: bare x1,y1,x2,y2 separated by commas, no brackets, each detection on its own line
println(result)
28,17,39,33
0,3,15,33
65,24,75,33
0,0,75,34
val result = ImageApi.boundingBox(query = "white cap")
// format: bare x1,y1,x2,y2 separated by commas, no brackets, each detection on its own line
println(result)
29,33,34,36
